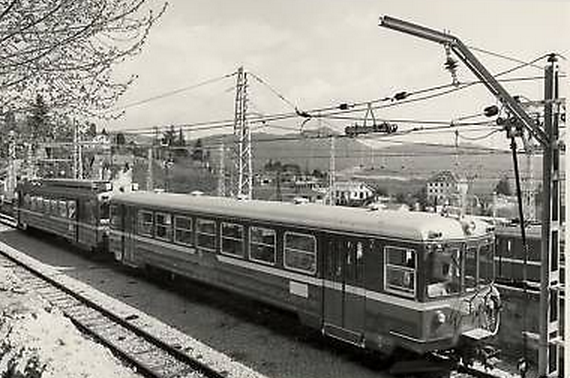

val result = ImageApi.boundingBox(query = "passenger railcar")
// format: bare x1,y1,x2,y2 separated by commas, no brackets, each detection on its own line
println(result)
495,224,565,287
14,179,113,251
109,192,500,356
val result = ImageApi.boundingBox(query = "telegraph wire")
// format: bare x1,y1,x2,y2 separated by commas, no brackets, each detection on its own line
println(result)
249,71,298,111
466,45,544,70
106,71,238,112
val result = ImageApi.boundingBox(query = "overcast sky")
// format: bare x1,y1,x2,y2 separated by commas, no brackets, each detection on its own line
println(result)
104,0,569,148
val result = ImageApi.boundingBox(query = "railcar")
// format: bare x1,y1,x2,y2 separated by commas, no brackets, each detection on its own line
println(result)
109,192,500,357
494,224,565,288
14,179,113,252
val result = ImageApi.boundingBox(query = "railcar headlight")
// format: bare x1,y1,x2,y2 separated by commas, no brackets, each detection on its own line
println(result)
434,311,446,325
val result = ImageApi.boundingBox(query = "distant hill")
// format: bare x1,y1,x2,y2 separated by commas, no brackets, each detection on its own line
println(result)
198,129,542,185
122,128,548,198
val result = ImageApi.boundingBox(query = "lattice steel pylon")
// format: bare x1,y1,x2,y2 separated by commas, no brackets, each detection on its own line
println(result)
231,66,252,199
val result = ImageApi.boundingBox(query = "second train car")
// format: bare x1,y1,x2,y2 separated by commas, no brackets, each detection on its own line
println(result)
14,179,113,251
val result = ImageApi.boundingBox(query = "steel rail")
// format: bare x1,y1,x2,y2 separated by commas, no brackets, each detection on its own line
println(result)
0,245,227,378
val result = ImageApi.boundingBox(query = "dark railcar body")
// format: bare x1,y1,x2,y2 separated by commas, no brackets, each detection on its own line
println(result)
14,179,112,251
109,192,500,355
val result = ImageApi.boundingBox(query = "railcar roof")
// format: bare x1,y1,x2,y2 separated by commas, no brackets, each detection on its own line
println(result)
111,192,492,241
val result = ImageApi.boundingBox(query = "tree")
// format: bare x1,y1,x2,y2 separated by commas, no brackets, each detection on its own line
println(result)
495,176,512,196
162,125,176,147
413,186,428,210
192,139,204,161
177,127,186,147
26,94,52,141
0,0,167,116
85,122,98,139
116,133,126,145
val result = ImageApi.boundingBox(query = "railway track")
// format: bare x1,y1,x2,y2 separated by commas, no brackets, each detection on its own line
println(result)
0,212,16,227
0,243,227,378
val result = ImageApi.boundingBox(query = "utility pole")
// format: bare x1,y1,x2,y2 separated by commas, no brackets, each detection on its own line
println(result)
523,147,535,221
218,142,225,196
78,141,83,180
329,135,336,206
146,147,153,191
379,16,564,377
7,131,16,199
73,119,79,179
232,66,252,199
26,143,35,179
538,54,561,378
562,80,570,375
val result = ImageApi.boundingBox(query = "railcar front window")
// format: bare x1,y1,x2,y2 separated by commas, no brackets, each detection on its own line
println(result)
385,247,416,296
250,227,276,265
465,247,477,291
100,201,110,224
427,247,461,298
109,205,120,227
221,222,244,256
284,232,316,274
479,244,494,284
197,219,216,252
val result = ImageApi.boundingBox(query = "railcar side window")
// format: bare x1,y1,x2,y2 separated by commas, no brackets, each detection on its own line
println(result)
249,227,276,265
221,222,244,256
385,246,416,297
109,205,120,227
42,198,49,213
58,201,67,218
155,212,172,241
197,219,217,252
30,197,36,211
284,232,316,274
174,216,193,246
68,201,76,219
50,200,57,215
137,210,153,237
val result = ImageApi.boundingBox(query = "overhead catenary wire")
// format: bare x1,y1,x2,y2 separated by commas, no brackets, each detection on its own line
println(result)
113,64,555,136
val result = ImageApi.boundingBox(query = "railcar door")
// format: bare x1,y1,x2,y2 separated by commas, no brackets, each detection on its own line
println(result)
123,205,137,265
322,236,366,346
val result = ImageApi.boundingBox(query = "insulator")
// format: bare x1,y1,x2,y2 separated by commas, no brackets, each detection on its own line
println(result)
338,103,349,110
484,105,499,117
443,43,459,86
394,91,408,101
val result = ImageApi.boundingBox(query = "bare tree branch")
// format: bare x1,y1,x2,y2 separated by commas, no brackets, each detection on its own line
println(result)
0,0,168,118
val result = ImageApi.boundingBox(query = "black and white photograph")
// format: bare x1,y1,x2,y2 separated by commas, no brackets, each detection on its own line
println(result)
0,0,568,377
